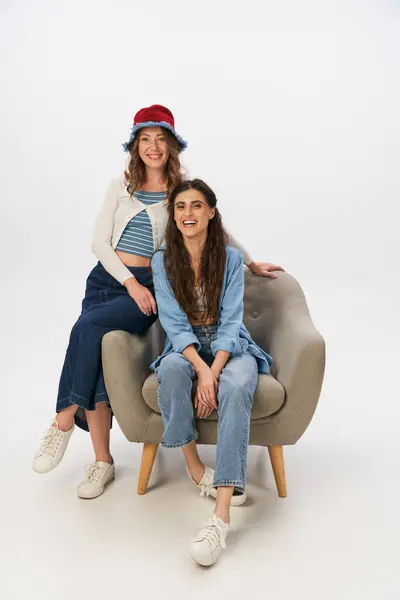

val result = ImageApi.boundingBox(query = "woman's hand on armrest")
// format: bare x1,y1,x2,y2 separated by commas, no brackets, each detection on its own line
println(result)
247,261,285,278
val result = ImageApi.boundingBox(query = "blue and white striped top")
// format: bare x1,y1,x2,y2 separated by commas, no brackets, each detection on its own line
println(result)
115,190,167,258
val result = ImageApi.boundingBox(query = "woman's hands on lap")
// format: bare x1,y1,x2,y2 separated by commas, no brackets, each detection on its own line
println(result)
124,277,157,316
195,365,218,418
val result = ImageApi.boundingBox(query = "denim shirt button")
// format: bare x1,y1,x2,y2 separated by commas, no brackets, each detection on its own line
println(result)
251,311,258,319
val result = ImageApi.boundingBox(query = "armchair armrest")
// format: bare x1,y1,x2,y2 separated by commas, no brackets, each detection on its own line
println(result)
246,271,325,444
267,272,325,443
102,330,156,442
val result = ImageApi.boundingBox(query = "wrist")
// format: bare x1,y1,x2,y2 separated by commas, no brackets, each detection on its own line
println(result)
210,365,221,378
124,276,137,287
194,361,210,376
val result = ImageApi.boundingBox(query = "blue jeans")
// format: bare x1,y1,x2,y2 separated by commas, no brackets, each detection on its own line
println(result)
56,262,157,432
155,325,258,491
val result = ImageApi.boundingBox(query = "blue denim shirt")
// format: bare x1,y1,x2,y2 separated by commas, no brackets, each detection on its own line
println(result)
150,245,273,374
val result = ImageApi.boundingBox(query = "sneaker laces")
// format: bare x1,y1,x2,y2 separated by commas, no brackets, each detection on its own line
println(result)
35,426,63,458
82,462,107,484
194,516,227,550
198,470,214,498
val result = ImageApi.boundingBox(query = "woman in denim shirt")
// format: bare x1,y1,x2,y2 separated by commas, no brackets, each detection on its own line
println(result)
151,179,273,566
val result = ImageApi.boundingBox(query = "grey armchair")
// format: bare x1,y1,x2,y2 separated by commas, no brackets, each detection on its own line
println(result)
102,270,325,498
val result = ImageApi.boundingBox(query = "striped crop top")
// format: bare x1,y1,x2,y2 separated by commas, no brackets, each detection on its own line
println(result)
115,190,167,258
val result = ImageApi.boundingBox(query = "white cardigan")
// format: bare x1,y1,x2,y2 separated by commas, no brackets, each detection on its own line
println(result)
92,175,253,285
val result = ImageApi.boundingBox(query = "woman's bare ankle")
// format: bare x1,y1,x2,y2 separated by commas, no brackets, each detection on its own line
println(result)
55,409,75,432
188,463,205,484
214,510,230,525
215,486,234,523
95,454,113,464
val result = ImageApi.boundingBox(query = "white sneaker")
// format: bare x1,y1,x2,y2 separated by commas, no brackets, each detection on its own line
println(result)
189,514,229,566
33,419,75,474
186,465,247,506
77,461,115,499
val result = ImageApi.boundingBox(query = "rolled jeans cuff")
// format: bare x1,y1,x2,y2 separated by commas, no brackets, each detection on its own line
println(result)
161,432,198,449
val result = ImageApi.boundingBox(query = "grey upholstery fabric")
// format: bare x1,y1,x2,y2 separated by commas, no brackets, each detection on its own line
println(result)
102,270,325,447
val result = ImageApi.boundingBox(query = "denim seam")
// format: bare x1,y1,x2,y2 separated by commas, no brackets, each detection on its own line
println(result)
156,387,169,422
66,357,73,379
70,391,92,402
59,395,75,403
161,432,198,449
213,480,245,491
56,397,77,412
57,398,87,412
94,399,111,407
57,395,110,411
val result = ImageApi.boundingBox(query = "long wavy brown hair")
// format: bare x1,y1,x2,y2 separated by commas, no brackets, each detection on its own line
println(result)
164,179,228,324
124,127,183,196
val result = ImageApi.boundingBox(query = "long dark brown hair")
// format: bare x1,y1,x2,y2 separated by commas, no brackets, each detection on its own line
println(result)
164,179,228,324
124,127,183,196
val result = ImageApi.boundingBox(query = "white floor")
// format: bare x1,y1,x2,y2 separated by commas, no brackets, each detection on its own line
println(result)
2,283,399,600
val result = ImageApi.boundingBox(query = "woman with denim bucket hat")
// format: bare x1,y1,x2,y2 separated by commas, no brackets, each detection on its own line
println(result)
32,104,283,500
151,178,273,566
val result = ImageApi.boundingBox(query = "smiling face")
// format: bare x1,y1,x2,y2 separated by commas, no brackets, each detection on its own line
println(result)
173,188,215,240
138,126,169,169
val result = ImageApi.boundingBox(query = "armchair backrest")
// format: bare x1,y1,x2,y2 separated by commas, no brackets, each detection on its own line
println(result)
148,268,286,360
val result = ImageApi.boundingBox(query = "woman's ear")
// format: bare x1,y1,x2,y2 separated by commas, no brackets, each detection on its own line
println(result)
209,208,216,220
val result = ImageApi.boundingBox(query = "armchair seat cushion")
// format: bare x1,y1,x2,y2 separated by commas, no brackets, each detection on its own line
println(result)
142,372,285,421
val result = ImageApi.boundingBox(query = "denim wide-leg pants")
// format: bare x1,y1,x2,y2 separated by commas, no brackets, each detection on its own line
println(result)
56,262,157,431
155,325,258,491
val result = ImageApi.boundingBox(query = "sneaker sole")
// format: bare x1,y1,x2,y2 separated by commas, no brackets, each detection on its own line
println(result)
77,473,115,499
188,547,218,567
32,452,67,474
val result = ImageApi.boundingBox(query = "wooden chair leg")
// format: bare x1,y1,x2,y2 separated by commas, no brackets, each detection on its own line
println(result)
137,443,159,495
267,445,287,498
